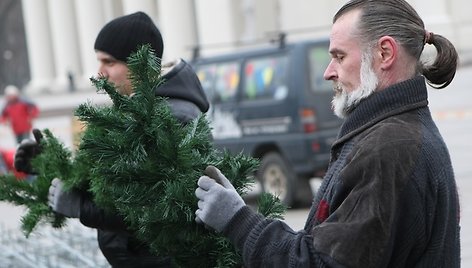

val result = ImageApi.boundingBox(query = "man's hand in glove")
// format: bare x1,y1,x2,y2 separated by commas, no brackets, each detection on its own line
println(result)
195,165,245,232
48,178,81,218
14,128,43,174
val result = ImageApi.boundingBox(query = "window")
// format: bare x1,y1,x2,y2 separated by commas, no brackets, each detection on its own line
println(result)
308,46,331,92
242,55,289,102
196,65,215,101
196,61,240,104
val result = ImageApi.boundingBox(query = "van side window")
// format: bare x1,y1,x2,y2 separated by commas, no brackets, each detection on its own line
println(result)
242,55,289,102
308,46,331,92
196,65,215,102
196,62,240,104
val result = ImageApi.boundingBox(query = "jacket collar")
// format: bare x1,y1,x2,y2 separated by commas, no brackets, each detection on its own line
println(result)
333,76,429,148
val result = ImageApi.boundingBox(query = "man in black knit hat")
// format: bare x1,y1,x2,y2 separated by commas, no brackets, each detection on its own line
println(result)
15,11,209,267
93,11,164,96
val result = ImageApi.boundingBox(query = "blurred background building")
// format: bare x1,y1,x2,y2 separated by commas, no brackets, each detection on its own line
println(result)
1,2,472,266
1,0,471,96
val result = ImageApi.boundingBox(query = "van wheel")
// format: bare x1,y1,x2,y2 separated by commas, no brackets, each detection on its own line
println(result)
257,152,295,206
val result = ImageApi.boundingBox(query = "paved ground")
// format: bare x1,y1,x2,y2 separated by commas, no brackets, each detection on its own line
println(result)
0,203,108,267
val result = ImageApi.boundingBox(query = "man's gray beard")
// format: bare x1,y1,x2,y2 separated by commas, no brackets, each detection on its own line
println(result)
332,52,379,119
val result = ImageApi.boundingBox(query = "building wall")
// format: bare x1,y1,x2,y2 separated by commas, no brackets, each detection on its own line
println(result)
11,0,472,95
0,0,30,94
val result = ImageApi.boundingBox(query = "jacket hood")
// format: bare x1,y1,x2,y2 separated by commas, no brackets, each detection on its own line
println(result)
156,59,209,113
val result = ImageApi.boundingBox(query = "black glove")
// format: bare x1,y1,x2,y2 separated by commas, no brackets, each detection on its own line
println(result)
14,129,43,174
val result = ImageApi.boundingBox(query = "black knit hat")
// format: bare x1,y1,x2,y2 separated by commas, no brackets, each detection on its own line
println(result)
94,11,164,62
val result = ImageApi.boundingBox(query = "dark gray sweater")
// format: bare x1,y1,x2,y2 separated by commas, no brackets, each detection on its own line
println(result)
224,76,460,267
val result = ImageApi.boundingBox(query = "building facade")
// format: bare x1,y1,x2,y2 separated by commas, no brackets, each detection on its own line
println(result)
8,0,472,95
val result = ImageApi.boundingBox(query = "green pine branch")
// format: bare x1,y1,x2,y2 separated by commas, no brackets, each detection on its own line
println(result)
0,129,72,236
0,44,286,267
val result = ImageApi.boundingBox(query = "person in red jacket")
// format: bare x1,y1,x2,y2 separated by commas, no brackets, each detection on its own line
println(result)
1,85,40,144
0,148,27,180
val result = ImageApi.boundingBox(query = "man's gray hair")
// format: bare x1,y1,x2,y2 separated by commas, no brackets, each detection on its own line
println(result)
333,0,458,89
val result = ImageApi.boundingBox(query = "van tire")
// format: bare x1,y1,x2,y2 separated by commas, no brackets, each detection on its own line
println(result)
257,152,295,206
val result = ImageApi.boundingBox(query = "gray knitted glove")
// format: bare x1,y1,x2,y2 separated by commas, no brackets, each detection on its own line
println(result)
195,165,245,232
48,178,81,218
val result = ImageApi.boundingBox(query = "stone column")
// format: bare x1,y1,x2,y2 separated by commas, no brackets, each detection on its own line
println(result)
193,0,239,56
157,0,198,61
102,0,123,21
74,0,106,90
122,0,157,18
47,0,82,93
21,0,55,95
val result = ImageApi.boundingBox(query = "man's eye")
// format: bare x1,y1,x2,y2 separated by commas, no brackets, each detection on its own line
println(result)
101,59,114,66
337,55,344,62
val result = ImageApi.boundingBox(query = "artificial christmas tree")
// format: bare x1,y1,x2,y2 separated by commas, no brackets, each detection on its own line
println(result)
0,45,286,267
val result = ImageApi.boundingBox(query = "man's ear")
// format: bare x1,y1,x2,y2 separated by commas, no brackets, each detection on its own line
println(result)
377,36,397,70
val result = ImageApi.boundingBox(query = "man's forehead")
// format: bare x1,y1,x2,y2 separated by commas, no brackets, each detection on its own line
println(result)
96,50,118,61
329,10,361,50
332,9,360,34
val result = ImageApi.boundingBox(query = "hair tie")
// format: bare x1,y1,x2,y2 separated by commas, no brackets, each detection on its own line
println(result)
424,31,434,45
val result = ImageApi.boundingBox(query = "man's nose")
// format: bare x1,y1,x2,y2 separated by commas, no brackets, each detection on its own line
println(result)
323,60,336,81
97,65,107,77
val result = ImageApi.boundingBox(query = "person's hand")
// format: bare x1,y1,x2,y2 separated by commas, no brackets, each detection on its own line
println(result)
14,128,43,174
195,165,245,232
48,178,81,218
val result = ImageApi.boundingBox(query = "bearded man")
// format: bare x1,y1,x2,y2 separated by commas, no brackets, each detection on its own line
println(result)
192,0,461,267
